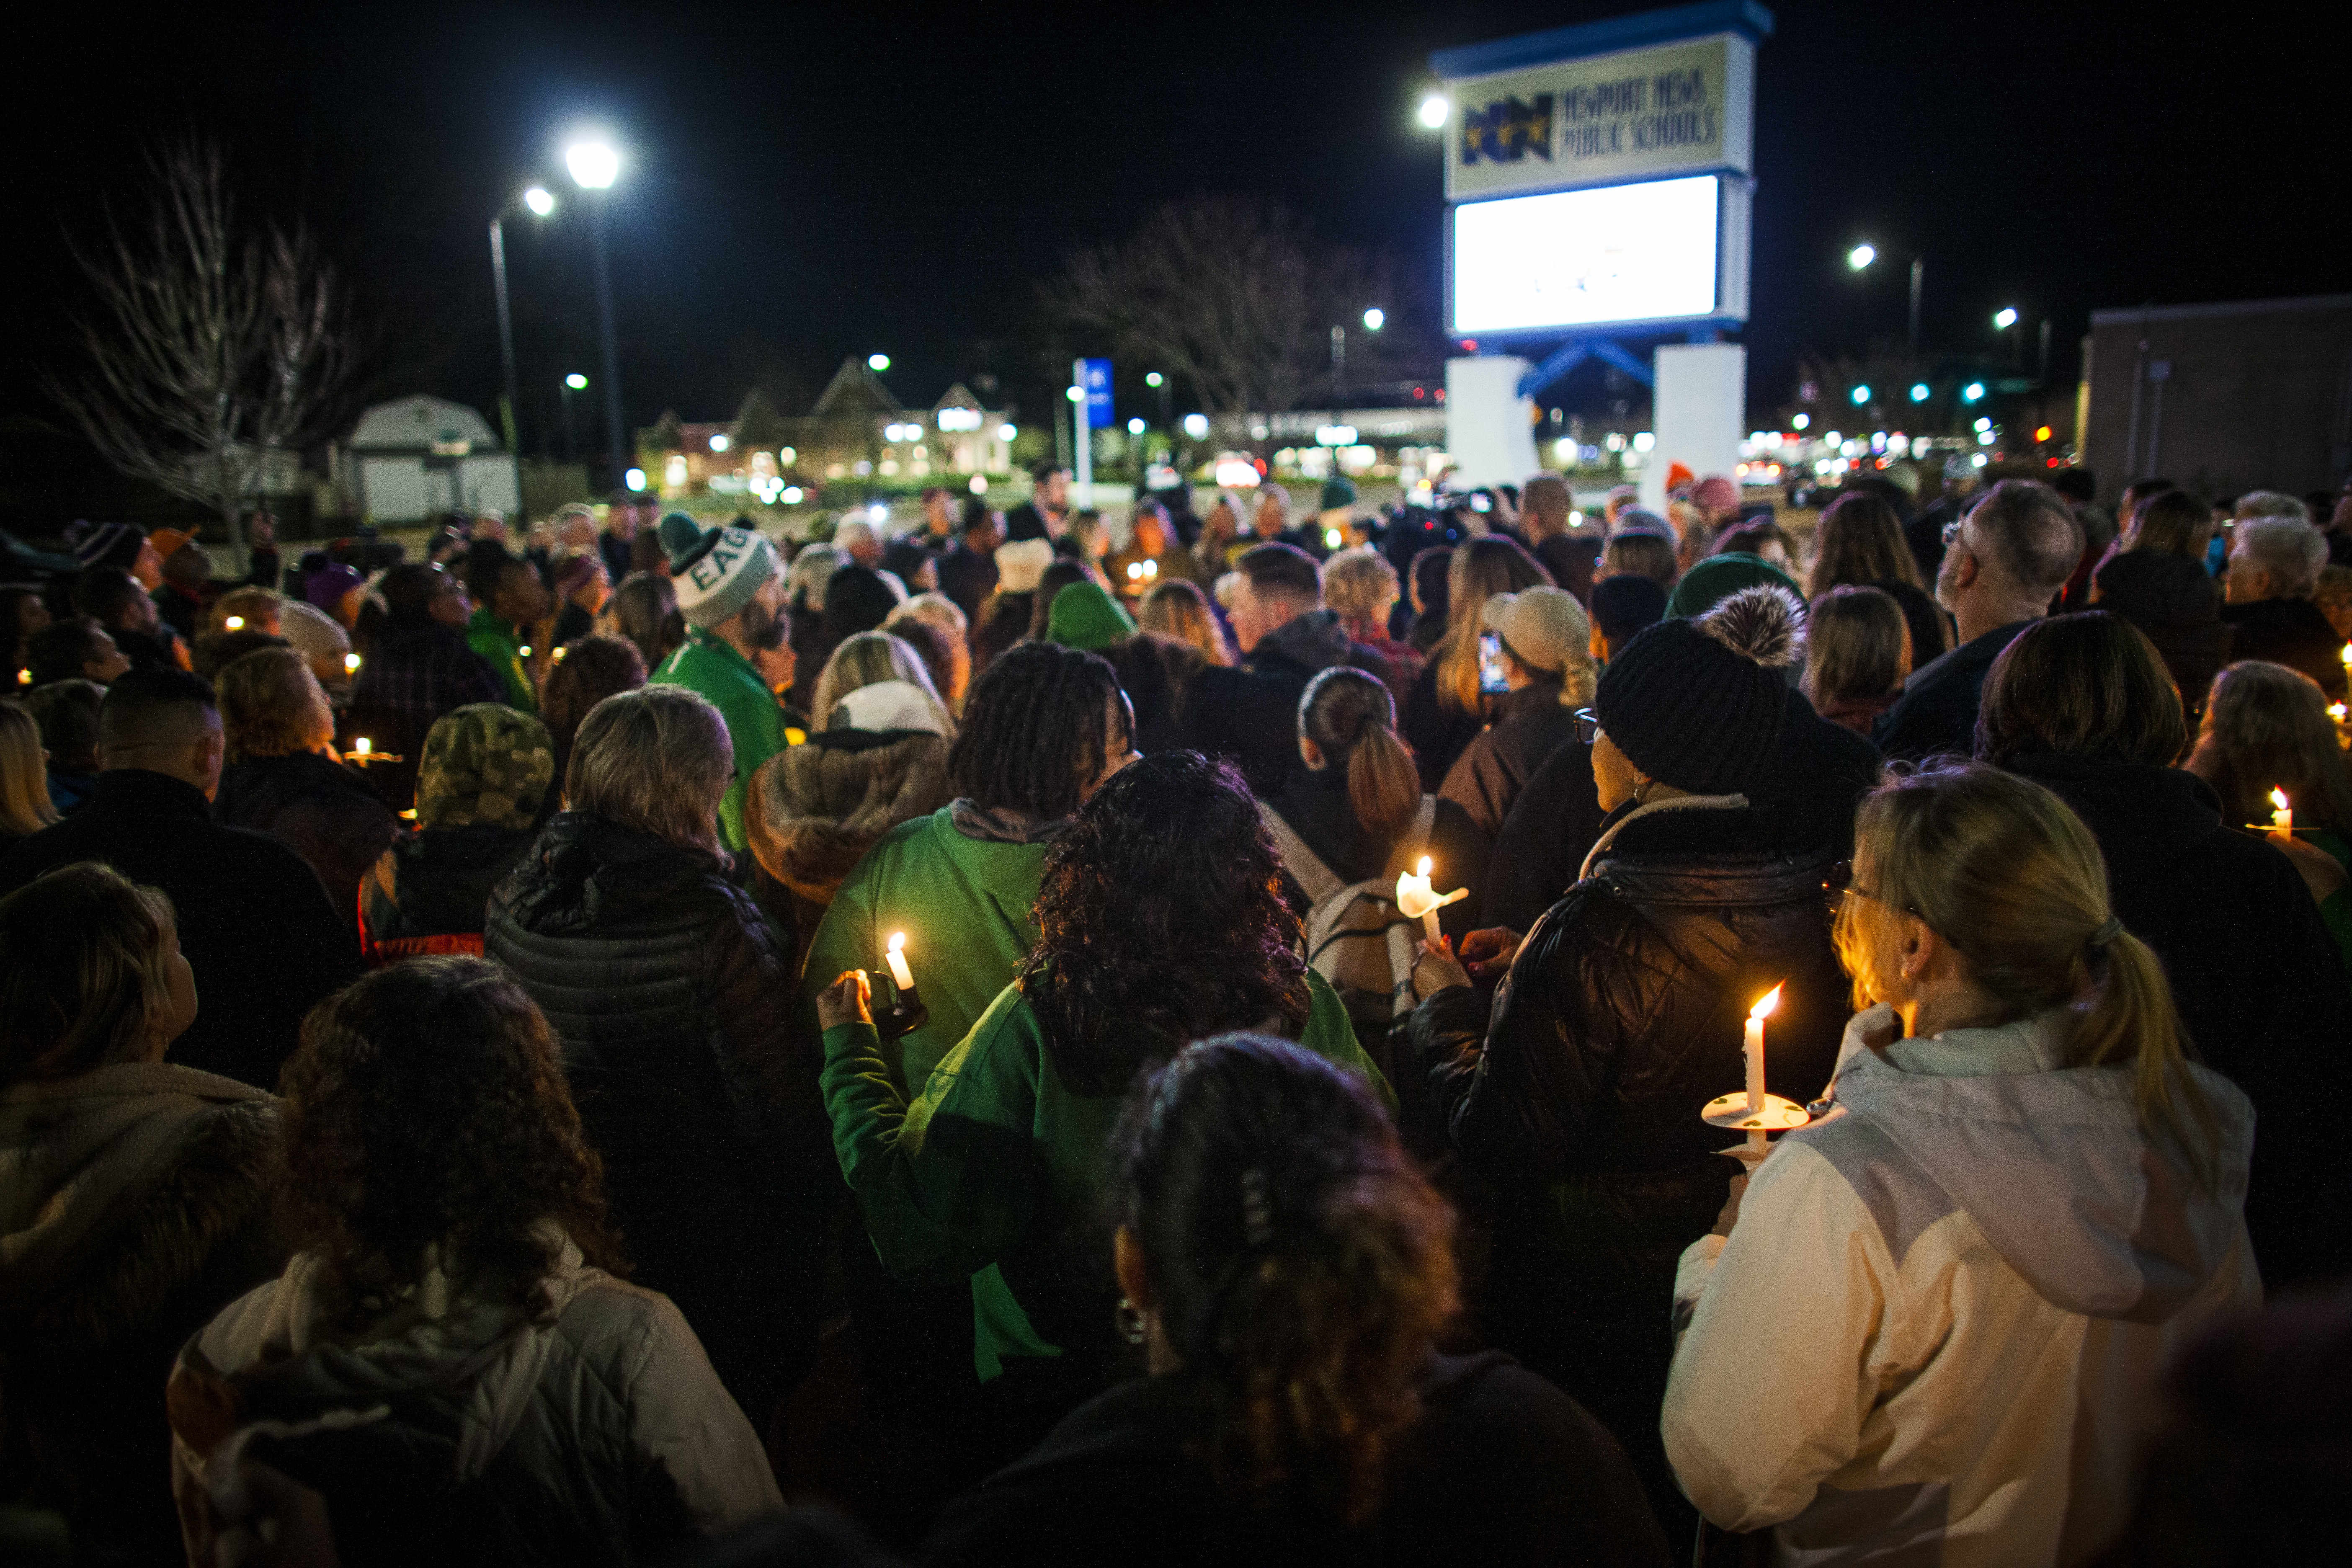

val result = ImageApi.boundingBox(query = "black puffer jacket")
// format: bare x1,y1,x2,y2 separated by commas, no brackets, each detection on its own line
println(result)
1421,797,1846,1523
485,812,835,1429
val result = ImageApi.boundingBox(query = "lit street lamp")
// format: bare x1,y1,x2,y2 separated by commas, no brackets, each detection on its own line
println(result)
1909,383,1930,402
1994,307,2019,330
1852,384,1872,406
1418,93,1448,129
489,184,558,482
1847,242,1924,349
868,353,891,372
565,137,628,493
1363,307,1386,332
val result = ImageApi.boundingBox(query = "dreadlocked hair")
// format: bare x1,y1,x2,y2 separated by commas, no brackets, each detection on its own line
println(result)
946,641,1118,820
1023,752,1309,1094
1112,1035,1457,1525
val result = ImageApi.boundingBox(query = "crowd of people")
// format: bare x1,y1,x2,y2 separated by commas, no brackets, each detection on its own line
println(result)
3,459,2350,1565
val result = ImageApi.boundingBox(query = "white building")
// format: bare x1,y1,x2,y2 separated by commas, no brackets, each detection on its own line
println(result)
339,397,520,521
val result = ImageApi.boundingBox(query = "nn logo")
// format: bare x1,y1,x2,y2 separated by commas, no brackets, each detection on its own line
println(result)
1462,94,1554,165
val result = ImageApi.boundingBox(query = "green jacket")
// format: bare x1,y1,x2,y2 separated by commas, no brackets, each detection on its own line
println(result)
650,630,788,853
465,608,536,712
797,807,1048,1094
820,968,1387,1381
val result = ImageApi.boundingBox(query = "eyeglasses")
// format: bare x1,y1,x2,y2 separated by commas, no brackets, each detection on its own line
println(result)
1941,517,1968,549
1824,859,1907,919
1571,707,1602,746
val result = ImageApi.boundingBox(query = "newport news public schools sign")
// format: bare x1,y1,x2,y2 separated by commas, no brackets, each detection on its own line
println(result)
1444,32,1756,202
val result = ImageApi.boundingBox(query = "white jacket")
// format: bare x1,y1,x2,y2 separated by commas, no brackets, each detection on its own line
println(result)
1663,1004,2258,1567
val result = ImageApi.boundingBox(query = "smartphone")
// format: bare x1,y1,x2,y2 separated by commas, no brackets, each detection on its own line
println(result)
1478,632,1509,694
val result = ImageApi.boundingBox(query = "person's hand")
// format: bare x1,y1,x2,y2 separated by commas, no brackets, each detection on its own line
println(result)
817,969,873,1030
2270,829,2347,906
1455,926,1524,982
1411,934,1472,1000
209,1458,340,1568
1710,1172,1749,1238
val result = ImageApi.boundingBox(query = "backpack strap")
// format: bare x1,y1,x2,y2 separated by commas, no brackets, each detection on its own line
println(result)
1261,802,1345,904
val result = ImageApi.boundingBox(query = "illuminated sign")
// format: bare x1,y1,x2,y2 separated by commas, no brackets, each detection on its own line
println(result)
1448,173,1746,335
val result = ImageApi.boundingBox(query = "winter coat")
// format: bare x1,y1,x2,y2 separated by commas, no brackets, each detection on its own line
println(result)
0,769,360,1089
214,749,402,930
923,1352,1671,1568
745,727,953,971
485,812,836,1426
1481,685,1878,936
1179,610,1392,799
799,803,1052,1098
358,823,537,964
1872,618,2037,763
2220,594,2348,699
649,629,790,854
2003,750,2352,1288
1,1063,280,1564
935,541,999,627
2093,549,2233,714
1664,1005,2259,1567
464,606,538,712
1400,658,1490,794
1264,765,1485,939
1422,794,1847,1515
168,1230,781,1568
822,972,1384,1387
1439,681,1583,848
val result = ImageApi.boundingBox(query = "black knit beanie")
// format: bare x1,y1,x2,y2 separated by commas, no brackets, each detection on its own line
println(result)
1593,585,1805,795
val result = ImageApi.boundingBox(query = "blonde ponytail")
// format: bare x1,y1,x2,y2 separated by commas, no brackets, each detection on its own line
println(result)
1347,722,1420,851
2076,928,2221,1189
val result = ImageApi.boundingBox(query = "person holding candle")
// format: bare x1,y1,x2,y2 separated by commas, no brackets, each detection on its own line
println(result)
815,751,1391,1489
1416,584,1849,1531
1664,763,2255,1566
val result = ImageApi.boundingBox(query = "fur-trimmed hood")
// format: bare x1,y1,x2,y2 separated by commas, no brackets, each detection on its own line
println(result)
0,1062,278,1351
745,729,952,902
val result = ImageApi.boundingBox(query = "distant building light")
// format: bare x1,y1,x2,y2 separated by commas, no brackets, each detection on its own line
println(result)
997,423,1018,442
1145,371,1164,387
1417,93,1449,129
1182,413,1210,441
1631,431,1656,453
937,407,982,432
624,466,647,490
1066,385,1085,403
1362,308,1385,331
709,433,730,452
1851,385,1872,405
868,353,890,371
1315,425,1358,446
1963,381,1986,402
565,372,588,390
1792,413,1810,430
968,475,988,495
1908,383,1930,402
1994,307,2019,330
523,186,555,217
781,485,804,503
1127,417,1146,435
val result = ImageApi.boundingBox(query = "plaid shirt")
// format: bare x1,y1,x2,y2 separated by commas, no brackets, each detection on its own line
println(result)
350,619,507,739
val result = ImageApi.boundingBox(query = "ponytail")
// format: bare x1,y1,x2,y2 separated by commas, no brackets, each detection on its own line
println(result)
2075,929,2221,1190
1346,722,1419,851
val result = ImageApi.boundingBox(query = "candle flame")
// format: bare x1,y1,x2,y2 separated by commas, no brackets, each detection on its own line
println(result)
2272,788,2291,812
2340,644,2350,667
343,652,361,673
354,737,371,756
1750,983,1784,1021
223,616,245,630
1416,856,1432,877
888,932,906,954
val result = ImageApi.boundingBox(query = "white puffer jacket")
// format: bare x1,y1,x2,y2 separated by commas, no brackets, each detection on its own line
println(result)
168,1228,782,1565
1663,1004,2258,1567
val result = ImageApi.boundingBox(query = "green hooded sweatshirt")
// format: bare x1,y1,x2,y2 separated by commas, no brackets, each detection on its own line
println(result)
1043,580,1136,653
797,806,1050,1095
650,629,789,854
821,967,1387,1381
464,607,537,712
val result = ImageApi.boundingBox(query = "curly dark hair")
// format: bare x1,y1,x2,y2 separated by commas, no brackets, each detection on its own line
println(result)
948,640,1119,820
1113,1034,1457,1524
275,958,623,1323
1022,751,1308,1093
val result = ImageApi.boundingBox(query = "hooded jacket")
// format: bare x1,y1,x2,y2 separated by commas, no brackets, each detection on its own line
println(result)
484,812,834,1424
1179,609,1391,799
1439,680,1583,847
168,1231,781,1567
2092,549,2232,713
1664,1004,2259,1567
214,748,402,930
648,630,790,853
1,1062,281,1560
745,727,953,969
359,823,538,964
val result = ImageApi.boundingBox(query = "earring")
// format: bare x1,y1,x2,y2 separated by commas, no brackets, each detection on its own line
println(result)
1115,1296,1148,1346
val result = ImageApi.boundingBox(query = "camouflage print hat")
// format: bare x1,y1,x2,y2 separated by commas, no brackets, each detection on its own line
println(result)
416,703,554,831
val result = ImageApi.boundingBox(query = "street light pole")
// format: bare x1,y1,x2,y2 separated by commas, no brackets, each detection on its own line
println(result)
490,217,520,457
566,139,626,494
1908,258,1924,352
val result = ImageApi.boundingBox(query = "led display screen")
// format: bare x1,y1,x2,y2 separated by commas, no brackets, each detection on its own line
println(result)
1450,173,1723,334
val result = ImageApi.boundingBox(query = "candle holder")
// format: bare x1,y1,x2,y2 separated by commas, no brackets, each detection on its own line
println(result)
874,981,928,1042
1700,1092,1811,1169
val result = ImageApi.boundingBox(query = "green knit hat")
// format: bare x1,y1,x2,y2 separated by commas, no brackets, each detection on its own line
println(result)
1044,580,1136,652
1664,552,1803,621
657,511,778,629
1320,476,1358,511
416,704,554,830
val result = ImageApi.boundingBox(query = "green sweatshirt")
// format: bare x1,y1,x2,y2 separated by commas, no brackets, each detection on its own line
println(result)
650,630,788,853
464,607,536,712
797,807,1049,1094
821,968,1388,1381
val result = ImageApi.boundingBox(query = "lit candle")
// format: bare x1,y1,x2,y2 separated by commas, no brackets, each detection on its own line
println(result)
885,931,915,992
519,645,534,659
224,616,245,631
1142,559,1158,580
1127,562,1144,581
1745,984,1783,1115
1395,855,1467,944
2271,789,2293,836
343,652,361,674
353,736,371,758
2332,704,2347,725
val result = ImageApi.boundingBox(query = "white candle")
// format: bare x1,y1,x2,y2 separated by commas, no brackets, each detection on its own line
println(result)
885,931,915,992
1395,855,1466,944
1744,984,1782,1115
353,736,371,758
2271,789,2293,835
223,616,245,631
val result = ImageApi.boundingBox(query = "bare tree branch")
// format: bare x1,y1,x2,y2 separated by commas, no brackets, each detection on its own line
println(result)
46,142,349,568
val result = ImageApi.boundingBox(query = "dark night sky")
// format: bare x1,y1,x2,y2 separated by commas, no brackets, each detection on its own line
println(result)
8,0,2343,453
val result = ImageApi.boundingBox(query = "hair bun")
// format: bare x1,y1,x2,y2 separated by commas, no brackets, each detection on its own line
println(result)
1698,584,1806,669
